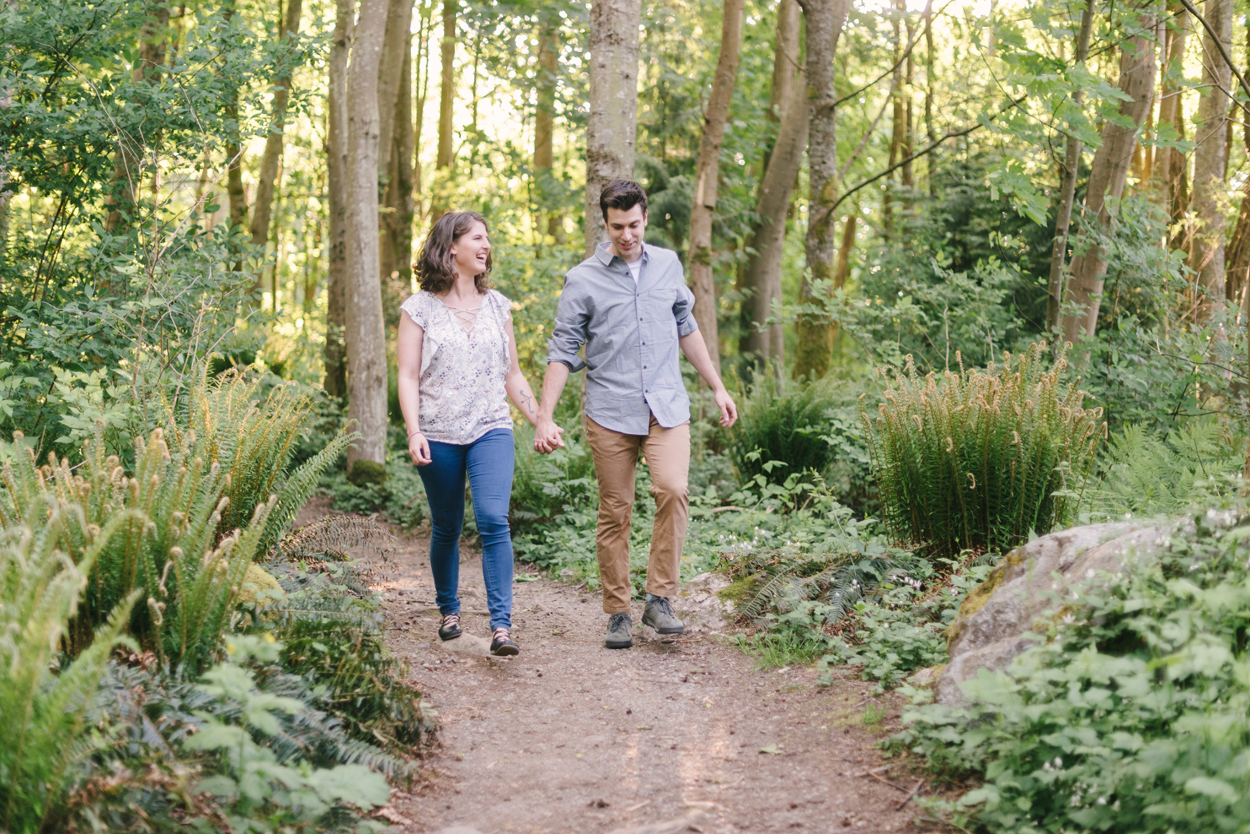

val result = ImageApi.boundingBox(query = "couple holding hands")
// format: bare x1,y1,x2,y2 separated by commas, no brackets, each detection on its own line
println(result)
396,180,738,657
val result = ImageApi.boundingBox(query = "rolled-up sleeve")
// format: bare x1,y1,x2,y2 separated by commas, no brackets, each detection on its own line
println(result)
673,284,699,337
547,276,590,372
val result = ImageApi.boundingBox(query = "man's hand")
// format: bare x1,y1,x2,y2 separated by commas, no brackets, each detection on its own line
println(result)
534,417,566,454
714,388,738,429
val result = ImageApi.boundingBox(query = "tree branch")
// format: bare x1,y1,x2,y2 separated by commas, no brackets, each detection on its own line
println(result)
1177,0,1250,103
830,96,1027,216
832,0,957,109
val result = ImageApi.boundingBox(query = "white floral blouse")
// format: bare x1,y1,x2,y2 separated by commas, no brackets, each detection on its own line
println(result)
400,289,513,445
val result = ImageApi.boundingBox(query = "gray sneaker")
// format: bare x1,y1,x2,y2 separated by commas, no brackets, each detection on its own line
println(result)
642,596,685,635
604,612,633,649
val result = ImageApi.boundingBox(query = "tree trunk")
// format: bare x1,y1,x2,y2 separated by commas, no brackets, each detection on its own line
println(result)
344,0,390,468
902,14,915,190
686,0,744,374
923,0,936,195
534,19,562,241
432,0,456,218
827,208,858,347
378,0,416,180
769,0,801,122
740,6,804,367
1225,10,1250,309
249,0,304,302
1046,0,1094,332
883,0,905,236
103,1,170,234
584,0,642,257
413,4,432,208
324,0,355,399
793,0,853,381
1187,0,1233,322
1153,0,1189,241
1059,2,1159,344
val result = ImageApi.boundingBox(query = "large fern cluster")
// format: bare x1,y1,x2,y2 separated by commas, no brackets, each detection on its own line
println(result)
863,341,1105,556
0,373,354,670
0,504,138,833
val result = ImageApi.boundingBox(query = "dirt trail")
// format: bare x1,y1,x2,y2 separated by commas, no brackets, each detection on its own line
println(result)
371,524,925,834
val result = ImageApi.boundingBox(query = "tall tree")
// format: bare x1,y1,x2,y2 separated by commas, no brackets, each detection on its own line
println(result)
534,17,562,241
1046,0,1094,332
1187,0,1233,321
584,0,641,256
740,0,802,367
344,0,390,468
432,0,457,218
378,0,416,180
1153,0,1190,240
883,0,906,235
687,0,745,373
793,0,853,381
324,0,354,398
1225,11,1250,308
103,1,171,234
1060,2,1159,344
413,4,432,207
381,39,416,294
249,0,305,302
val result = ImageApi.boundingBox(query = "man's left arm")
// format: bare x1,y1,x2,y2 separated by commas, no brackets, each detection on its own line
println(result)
679,331,737,428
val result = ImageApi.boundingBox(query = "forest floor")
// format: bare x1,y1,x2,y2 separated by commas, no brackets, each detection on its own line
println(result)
316,502,929,834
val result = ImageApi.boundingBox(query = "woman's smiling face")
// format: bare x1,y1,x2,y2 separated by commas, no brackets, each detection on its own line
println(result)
451,220,491,278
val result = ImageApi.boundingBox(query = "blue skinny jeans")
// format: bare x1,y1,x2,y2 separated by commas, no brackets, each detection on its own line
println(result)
417,428,515,631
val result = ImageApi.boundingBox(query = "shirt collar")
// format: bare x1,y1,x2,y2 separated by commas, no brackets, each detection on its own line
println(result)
595,240,647,267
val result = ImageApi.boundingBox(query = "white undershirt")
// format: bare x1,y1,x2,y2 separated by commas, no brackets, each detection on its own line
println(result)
627,258,642,285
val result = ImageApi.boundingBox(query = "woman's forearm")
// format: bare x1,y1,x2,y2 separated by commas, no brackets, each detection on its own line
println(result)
506,370,541,426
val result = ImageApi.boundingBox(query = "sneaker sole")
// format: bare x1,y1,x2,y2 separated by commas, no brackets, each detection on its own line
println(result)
604,636,633,649
491,644,520,656
642,620,684,635
439,632,462,641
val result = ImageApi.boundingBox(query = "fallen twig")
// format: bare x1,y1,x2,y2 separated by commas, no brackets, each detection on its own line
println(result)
896,778,925,810
863,770,911,793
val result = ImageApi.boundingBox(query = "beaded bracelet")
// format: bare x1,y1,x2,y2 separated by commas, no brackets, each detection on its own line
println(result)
407,430,424,440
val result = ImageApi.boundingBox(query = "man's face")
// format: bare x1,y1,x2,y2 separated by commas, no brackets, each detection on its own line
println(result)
604,205,647,261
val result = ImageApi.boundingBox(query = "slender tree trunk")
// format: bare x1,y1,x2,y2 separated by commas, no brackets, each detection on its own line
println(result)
344,0,390,468
534,19,563,241
1187,0,1233,322
103,1,170,234
1154,0,1190,242
687,0,744,374
249,0,304,306
393,42,416,289
923,0,936,195
324,0,355,399
432,0,457,218
740,4,803,366
769,0,801,122
883,0,905,236
584,0,642,257
413,4,431,208
827,208,857,347
1060,1,1159,344
793,0,853,381
902,15,915,190
1046,0,1094,332
1225,11,1250,308
378,0,416,179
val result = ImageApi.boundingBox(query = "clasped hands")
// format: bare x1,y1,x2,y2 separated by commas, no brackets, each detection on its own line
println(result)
533,418,565,454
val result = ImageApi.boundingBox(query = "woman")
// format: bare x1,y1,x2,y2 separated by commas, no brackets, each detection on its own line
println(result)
397,211,543,657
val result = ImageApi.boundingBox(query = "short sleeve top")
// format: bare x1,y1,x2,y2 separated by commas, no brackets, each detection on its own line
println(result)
399,289,514,445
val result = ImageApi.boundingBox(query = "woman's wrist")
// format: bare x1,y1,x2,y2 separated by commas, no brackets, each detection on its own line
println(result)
407,429,423,440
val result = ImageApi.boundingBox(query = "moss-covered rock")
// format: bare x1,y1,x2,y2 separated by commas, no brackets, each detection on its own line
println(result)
347,459,388,487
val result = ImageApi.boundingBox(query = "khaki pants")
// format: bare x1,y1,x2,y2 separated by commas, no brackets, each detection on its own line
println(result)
585,414,690,614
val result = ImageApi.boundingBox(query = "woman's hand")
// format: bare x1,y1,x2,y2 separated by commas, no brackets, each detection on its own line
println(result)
408,431,432,466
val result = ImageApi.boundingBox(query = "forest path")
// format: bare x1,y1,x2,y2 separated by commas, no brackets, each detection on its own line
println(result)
364,518,925,834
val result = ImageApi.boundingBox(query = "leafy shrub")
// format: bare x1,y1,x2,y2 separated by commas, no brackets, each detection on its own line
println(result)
893,508,1250,833
1090,417,1244,519
0,375,353,669
727,373,866,491
863,341,1105,556
0,505,138,834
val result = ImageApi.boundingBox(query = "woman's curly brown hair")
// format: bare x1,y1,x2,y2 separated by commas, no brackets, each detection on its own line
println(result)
414,211,493,294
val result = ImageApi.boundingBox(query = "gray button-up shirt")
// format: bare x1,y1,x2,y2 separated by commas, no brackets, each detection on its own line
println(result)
547,242,699,435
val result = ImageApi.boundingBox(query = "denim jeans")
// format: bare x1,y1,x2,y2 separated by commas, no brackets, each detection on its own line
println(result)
417,428,515,630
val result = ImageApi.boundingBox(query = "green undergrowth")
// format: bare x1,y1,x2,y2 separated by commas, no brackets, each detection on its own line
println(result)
890,507,1250,833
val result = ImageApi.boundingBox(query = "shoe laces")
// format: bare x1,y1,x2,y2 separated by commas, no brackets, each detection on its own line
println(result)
492,627,512,642
442,613,460,629
609,612,631,630
650,596,675,617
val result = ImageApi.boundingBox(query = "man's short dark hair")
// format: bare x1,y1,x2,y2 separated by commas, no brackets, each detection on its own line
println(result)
600,180,648,221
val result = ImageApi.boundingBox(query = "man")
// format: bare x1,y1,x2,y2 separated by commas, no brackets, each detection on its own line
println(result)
534,179,737,649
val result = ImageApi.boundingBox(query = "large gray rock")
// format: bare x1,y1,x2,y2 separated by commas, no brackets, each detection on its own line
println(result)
675,572,736,633
936,521,1180,706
